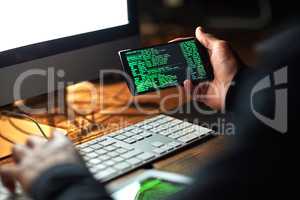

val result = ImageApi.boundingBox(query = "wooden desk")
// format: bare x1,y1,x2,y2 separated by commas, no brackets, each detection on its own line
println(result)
0,81,226,185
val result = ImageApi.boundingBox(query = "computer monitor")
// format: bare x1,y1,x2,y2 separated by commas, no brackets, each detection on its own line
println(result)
0,0,140,106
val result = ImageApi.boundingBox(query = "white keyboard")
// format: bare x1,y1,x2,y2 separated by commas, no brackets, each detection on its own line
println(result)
0,115,213,198
78,114,213,182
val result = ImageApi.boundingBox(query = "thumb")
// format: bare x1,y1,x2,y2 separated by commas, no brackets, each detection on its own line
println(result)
195,26,218,50
168,37,194,43
0,165,19,193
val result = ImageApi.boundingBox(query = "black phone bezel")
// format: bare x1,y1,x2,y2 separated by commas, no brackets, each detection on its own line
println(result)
119,38,213,96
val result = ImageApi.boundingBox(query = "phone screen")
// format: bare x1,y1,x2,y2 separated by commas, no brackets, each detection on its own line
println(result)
112,177,186,200
119,38,212,95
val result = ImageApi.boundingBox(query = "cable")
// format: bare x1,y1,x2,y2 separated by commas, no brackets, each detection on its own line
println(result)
0,131,16,144
0,110,49,140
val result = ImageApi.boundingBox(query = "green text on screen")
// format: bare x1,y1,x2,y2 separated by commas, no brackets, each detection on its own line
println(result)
125,40,207,93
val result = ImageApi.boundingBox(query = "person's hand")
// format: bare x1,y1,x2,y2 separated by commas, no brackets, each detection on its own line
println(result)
0,132,83,193
175,27,241,111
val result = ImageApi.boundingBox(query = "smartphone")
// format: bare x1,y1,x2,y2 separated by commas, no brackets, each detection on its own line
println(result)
119,38,213,95
110,170,192,200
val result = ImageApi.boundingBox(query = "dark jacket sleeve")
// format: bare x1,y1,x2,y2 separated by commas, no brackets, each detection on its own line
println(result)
29,164,112,200
171,66,288,200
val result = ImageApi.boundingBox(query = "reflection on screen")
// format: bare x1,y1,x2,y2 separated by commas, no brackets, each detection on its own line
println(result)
0,0,128,52
112,178,185,200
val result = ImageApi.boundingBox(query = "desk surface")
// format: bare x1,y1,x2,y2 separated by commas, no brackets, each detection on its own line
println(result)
0,81,225,186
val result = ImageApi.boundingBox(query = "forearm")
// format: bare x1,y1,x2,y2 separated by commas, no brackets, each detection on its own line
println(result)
29,164,112,200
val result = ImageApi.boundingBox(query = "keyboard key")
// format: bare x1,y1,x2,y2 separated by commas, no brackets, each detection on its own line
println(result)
140,132,152,138
137,152,155,161
121,150,143,159
167,120,182,126
178,133,199,143
95,164,106,170
113,157,125,163
169,142,182,148
164,144,175,151
114,162,131,170
95,137,107,143
141,124,153,130
150,127,159,132
81,147,94,153
87,140,98,145
107,152,119,158
104,145,118,151
151,141,165,148
124,138,136,144
160,129,172,136
132,135,144,141
88,159,101,165
100,139,115,146
169,132,182,139
95,168,116,180
153,148,167,155
77,143,89,149
195,126,212,135
90,167,98,174
103,160,115,166
115,143,134,150
124,131,135,138
131,128,143,134
177,122,193,129
99,155,110,161
116,148,128,154
158,124,170,130
183,127,195,133
115,135,127,141
111,130,126,137
127,158,143,165
148,121,160,128
85,152,98,158
163,144,175,151
169,126,181,133
82,156,89,161
123,126,135,131
90,144,103,150
91,164,106,173
95,149,107,155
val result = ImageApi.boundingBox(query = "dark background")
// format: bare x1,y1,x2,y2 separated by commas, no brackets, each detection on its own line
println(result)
137,0,299,67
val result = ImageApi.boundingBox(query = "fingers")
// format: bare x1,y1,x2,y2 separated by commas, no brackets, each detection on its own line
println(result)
195,26,219,50
184,80,211,103
26,136,47,148
26,131,64,149
193,81,210,102
49,131,72,149
168,37,194,43
52,131,67,141
12,144,30,164
183,80,194,95
0,165,19,193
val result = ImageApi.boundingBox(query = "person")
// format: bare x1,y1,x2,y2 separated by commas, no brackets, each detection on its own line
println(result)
0,26,290,200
